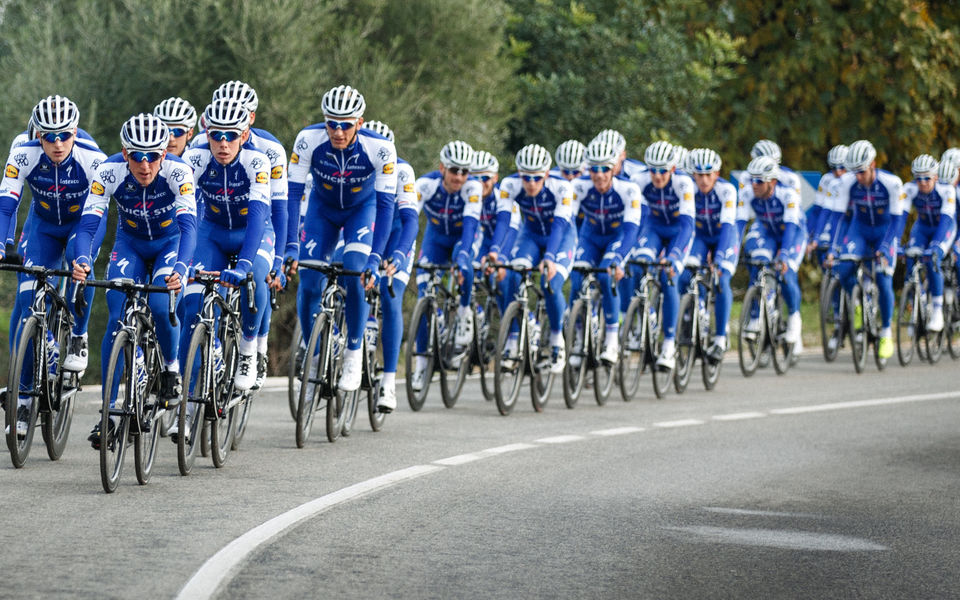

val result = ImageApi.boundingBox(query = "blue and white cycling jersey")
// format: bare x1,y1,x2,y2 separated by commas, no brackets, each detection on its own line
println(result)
183,144,272,234
571,175,642,250
629,169,696,267
620,157,646,180
0,139,105,236
829,169,904,257
903,181,957,257
492,174,575,258
777,165,802,193
415,170,482,237
810,171,845,245
384,158,419,280
691,177,739,273
736,182,804,269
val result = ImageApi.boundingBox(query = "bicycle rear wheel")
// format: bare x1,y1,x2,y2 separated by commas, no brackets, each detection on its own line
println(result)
618,296,646,401
6,316,42,468
287,319,303,420
562,299,588,409
673,293,696,393
100,331,133,493
494,301,526,415
529,300,554,412
134,342,162,485
820,276,844,362
848,285,867,373
296,313,328,448
896,281,918,366
738,286,764,377
178,326,211,475
211,324,239,467
404,297,436,411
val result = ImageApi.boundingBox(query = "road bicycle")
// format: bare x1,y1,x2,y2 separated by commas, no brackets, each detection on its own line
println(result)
619,259,673,400
818,265,848,362
563,265,615,408
675,263,722,393
839,257,888,373
471,272,502,403
896,254,947,366
737,260,794,377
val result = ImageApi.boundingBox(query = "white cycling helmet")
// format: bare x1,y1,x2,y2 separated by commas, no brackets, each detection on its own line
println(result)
644,141,675,169
688,148,722,174
591,129,626,155
121,113,170,152
153,97,198,129
827,144,848,169
750,139,782,164
27,115,38,140
32,95,79,132
937,157,960,184
515,144,552,173
747,155,779,182
672,145,690,171
203,98,250,132
911,154,938,176
555,140,586,171
940,147,960,166
321,85,366,119
584,138,618,167
361,120,394,142
470,150,499,174
845,140,877,172
440,140,474,169
212,80,259,113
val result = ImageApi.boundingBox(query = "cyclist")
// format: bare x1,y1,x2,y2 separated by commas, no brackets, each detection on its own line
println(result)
285,85,397,393
209,81,289,388
569,137,642,364
408,140,482,390
736,156,805,347
179,98,274,392
360,120,416,413
153,97,197,157
73,113,197,447
628,141,696,368
552,140,585,181
902,154,956,332
680,147,739,362
826,140,905,359
591,129,645,180
939,156,960,300
749,139,802,193
486,144,576,373
0,95,106,385
808,144,849,257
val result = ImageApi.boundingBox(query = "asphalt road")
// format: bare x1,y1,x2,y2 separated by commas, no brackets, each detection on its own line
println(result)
1,350,959,599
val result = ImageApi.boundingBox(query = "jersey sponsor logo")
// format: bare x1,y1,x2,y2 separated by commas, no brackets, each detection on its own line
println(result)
357,226,371,241
39,201,50,210
631,200,640,208
787,202,795,209
13,153,27,167
561,197,570,206
211,205,221,213
251,158,264,170
4,165,18,178
500,190,509,199
404,183,414,193
323,183,333,190
290,153,300,165
240,207,248,215
683,193,693,201
383,162,395,175
377,147,391,161
725,200,733,208
469,195,479,203
179,182,194,196
271,165,283,179
160,219,172,227
256,171,268,184
91,181,105,195
170,168,186,182
126,219,138,228
350,186,361,193
69,205,80,213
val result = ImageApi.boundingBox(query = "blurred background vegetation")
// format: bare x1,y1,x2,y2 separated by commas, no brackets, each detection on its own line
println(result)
0,0,957,379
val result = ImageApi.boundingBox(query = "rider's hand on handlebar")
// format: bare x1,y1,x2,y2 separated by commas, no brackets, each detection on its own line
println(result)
72,259,91,283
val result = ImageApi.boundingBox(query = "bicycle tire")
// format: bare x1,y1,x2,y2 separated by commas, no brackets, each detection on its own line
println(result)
820,276,844,362
848,285,867,373
618,296,646,401
287,319,303,421
211,323,239,467
476,292,501,402
338,390,360,438
325,307,349,443
367,378,385,432
42,304,75,461
645,281,671,399
770,286,793,375
100,330,133,493
404,297,436,411
946,292,960,360
925,308,945,366
6,315,42,468
673,293,696,393
365,323,386,432
700,287,721,390
133,339,162,485
177,326,210,475
439,297,467,409
738,286,764,377
529,299,553,412
296,312,327,447
896,281,917,366
231,393,253,450
592,302,613,406
562,299,588,409
494,301,526,415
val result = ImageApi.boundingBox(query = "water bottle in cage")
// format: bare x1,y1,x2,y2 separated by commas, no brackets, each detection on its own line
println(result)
134,346,147,398
365,316,379,351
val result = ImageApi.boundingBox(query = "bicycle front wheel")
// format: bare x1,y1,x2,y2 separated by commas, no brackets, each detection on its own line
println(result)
476,293,501,402
673,293,696,393
7,315,42,468
297,312,328,448
529,300,554,412
100,330,133,493
42,302,75,461
848,285,867,373
494,301,526,416
325,308,349,443
737,286,765,377
287,319,303,420
562,299,588,409
134,343,162,485
946,292,960,359
648,283,671,399
439,298,468,409
700,287,722,390
404,297,436,411
770,289,793,376
896,281,918,366
178,325,211,475
210,325,239,467
819,276,844,362
592,304,614,406
618,296,646,401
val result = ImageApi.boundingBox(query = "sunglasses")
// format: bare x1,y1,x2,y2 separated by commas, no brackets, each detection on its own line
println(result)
916,175,934,182
520,174,545,182
853,167,869,174
41,131,73,143
692,165,716,173
325,119,357,131
476,174,493,182
169,127,188,138
446,166,470,176
588,165,612,173
208,130,241,142
649,167,670,175
562,168,581,176
750,177,769,185
129,151,163,163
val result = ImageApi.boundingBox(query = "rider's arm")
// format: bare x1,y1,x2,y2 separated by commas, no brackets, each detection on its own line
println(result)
455,179,483,269
368,136,399,267
391,163,420,263
74,169,115,266
933,184,957,254
780,189,803,256
284,126,317,261
489,179,518,255
878,173,905,255
715,181,740,271
170,170,198,278
544,179,575,261
664,176,696,269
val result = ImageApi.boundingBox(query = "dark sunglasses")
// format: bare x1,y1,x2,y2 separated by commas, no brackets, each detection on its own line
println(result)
915,175,934,182
853,166,869,174
750,177,769,185
208,130,241,142
476,174,493,182
446,166,470,176
589,165,612,173
129,151,162,163
169,127,188,138
41,131,73,143
325,119,357,131
649,167,670,175
562,168,581,176
520,174,544,182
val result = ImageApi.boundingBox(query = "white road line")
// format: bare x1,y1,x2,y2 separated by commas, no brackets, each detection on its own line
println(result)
769,391,960,415
712,412,766,421
653,419,706,428
590,426,646,436
480,442,539,455
433,442,538,466
176,464,443,600
535,435,586,444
